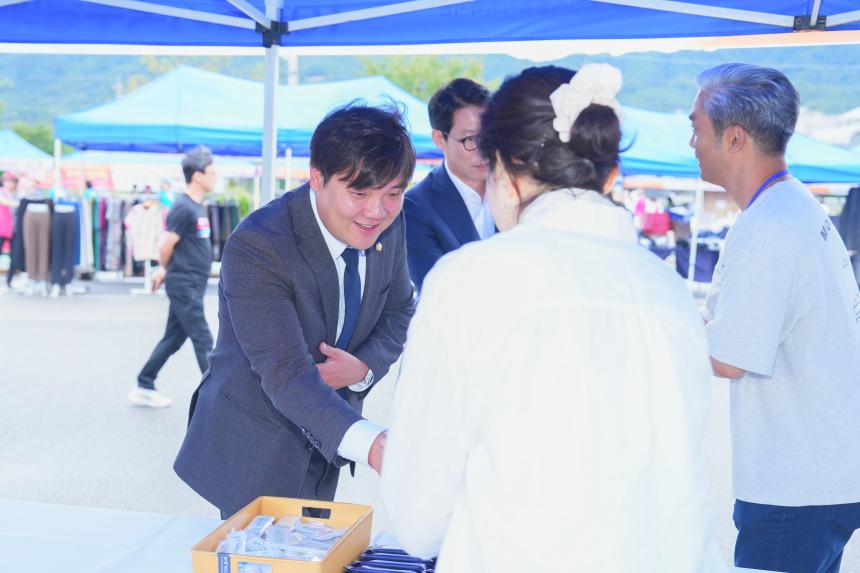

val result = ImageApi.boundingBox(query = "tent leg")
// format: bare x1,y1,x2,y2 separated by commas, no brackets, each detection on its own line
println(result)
253,173,261,211
688,180,704,283
286,147,293,192
260,44,280,206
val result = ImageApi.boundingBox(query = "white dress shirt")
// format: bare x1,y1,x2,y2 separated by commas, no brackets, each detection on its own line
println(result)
381,189,728,573
444,162,495,240
309,189,384,468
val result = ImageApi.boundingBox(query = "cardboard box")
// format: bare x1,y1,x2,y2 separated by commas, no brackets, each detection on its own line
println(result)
192,496,373,573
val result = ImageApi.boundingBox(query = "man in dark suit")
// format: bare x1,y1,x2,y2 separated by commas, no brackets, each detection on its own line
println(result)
404,78,492,292
174,104,416,518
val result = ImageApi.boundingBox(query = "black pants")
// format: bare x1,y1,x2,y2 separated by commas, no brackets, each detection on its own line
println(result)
50,210,78,287
137,273,213,390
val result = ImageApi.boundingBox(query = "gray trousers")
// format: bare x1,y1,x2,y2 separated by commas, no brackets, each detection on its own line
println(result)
23,210,50,281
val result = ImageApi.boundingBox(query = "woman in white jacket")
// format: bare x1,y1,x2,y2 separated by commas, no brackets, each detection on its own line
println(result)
381,64,728,573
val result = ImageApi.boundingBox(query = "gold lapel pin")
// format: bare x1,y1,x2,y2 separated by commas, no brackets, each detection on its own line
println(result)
375,242,383,252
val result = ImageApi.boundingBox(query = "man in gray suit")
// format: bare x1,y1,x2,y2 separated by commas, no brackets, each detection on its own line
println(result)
174,103,416,518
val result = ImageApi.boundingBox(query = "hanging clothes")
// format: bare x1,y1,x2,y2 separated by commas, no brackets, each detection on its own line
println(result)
202,197,242,263
8,197,53,284
125,201,165,262
50,202,80,287
0,188,14,254
104,198,124,272
207,201,222,261
68,194,245,273
22,199,53,282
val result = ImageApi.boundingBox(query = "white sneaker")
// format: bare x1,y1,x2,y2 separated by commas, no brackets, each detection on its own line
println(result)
127,387,172,408
49,284,60,298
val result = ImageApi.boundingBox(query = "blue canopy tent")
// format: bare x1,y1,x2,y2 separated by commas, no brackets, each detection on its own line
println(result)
52,60,860,180
3,0,860,204
621,106,860,183
0,128,52,161
620,107,701,179
1,1,859,47
619,104,860,280
54,66,437,158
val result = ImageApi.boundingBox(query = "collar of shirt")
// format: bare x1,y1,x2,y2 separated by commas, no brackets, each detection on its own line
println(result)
519,188,638,244
308,187,367,262
444,161,485,221
444,161,495,240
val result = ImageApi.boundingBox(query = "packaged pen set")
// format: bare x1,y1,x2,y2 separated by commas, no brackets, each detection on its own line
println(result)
216,514,348,561
344,546,437,573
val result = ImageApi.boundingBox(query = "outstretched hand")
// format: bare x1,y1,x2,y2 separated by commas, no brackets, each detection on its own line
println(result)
316,342,369,390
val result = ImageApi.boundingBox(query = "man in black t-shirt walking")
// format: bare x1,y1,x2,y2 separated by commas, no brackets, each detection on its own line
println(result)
129,146,215,408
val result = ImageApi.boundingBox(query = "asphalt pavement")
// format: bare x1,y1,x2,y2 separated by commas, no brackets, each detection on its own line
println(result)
0,278,856,571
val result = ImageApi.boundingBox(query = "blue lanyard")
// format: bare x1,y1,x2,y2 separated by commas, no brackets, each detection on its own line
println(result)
747,169,789,209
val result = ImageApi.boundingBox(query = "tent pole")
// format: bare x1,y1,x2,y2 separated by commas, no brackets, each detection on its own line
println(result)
260,0,282,207
253,171,261,211
829,10,860,27
809,0,822,24
687,179,704,283
260,48,279,206
53,138,63,198
586,0,794,28
286,147,293,191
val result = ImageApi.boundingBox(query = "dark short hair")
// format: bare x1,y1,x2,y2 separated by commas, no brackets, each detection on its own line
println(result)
181,145,214,184
478,65,621,195
310,101,416,190
428,78,490,135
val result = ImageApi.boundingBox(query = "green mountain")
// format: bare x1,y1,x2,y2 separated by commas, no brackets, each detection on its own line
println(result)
1,44,859,129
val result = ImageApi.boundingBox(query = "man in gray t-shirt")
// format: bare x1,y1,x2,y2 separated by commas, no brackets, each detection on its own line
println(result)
691,63,860,572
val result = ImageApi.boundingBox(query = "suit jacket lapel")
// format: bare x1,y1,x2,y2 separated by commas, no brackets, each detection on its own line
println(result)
290,184,339,345
431,166,481,245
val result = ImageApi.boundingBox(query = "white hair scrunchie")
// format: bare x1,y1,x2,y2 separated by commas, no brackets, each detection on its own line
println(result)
549,63,623,143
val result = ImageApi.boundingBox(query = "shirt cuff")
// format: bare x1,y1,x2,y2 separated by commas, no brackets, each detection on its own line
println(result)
336,419,386,468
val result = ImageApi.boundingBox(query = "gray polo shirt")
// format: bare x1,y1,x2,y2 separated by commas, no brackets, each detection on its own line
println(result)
703,178,860,506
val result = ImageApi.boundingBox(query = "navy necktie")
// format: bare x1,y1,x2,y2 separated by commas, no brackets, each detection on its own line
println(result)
336,247,360,350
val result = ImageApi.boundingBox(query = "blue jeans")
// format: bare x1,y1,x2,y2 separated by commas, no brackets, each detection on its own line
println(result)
734,499,860,573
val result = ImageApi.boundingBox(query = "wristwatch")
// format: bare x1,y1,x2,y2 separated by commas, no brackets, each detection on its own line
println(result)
360,369,374,386
347,368,374,392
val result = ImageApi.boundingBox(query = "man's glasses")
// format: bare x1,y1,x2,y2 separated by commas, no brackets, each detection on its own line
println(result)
443,132,479,152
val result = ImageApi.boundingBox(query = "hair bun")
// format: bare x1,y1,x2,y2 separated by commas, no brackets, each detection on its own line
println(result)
550,63,623,144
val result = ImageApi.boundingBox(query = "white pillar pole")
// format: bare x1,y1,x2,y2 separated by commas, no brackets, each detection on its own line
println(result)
259,0,284,206
53,139,63,198
253,171,261,211
285,147,293,192
260,45,279,207
286,54,299,86
687,180,705,283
